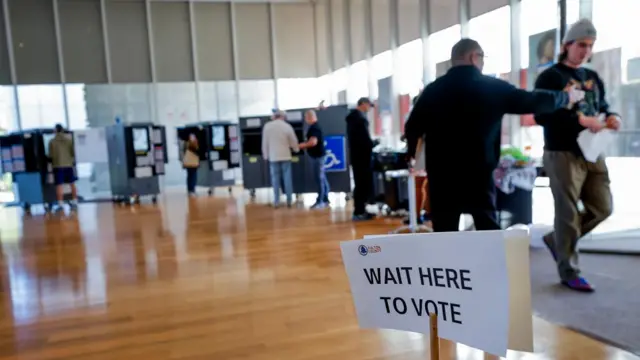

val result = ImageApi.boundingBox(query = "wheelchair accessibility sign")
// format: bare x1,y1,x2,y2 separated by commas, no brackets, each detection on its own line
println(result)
323,135,347,172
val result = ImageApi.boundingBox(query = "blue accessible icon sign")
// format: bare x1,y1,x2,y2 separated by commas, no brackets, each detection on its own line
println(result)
323,135,347,172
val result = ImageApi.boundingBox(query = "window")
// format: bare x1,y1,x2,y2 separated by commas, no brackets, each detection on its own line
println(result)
371,51,393,80
238,80,275,117
0,87,18,132
469,6,511,76
429,25,461,78
347,61,369,105
17,85,66,130
396,39,424,96
65,84,88,130
277,78,322,110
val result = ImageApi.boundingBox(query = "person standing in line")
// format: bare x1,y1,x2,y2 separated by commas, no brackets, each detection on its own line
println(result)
534,19,621,292
262,110,299,208
182,133,200,197
48,123,78,211
405,38,585,233
403,95,430,226
346,97,379,221
299,110,330,209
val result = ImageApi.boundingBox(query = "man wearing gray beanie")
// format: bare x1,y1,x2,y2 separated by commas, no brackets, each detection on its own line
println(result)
534,19,622,293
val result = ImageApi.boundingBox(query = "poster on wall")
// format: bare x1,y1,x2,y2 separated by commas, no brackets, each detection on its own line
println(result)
527,29,557,90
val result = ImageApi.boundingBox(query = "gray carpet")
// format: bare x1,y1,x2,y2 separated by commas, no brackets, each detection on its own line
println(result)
530,249,640,355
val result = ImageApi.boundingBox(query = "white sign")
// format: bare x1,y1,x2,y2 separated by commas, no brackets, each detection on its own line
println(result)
340,230,533,357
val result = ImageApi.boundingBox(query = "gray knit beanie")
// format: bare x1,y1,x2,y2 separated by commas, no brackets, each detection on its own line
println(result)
563,19,597,43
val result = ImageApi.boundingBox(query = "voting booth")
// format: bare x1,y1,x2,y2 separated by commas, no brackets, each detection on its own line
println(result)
176,122,241,195
0,128,76,212
105,123,167,205
239,105,351,198
340,230,533,358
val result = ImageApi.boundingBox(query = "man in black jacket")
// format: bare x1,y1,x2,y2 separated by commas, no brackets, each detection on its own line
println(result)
346,97,378,221
405,38,584,233
534,19,621,292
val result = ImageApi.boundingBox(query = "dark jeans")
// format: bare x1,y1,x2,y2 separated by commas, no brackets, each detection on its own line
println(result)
186,167,197,193
310,156,330,203
352,161,373,215
428,171,500,232
543,151,613,281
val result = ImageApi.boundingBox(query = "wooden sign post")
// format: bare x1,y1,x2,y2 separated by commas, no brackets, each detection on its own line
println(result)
430,313,439,359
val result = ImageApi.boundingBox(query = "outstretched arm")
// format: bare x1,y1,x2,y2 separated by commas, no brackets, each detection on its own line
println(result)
502,79,571,116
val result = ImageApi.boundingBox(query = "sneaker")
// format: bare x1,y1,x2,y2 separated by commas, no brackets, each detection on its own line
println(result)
543,233,558,261
352,213,373,222
562,277,595,292
310,202,327,210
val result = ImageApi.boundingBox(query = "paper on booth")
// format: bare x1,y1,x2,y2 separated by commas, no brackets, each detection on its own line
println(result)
362,230,533,353
343,231,511,356
577,128,615,163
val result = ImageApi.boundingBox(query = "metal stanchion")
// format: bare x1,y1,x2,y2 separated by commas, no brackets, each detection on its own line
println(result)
391,169,432,234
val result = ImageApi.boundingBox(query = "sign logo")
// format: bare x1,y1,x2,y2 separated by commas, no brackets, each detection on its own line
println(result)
323,135,347,172
358,245,381,256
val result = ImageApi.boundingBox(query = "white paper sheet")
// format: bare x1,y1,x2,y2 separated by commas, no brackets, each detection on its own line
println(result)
577,128,616,163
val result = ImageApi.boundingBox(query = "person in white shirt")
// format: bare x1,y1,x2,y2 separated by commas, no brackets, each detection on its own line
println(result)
262,110,300,208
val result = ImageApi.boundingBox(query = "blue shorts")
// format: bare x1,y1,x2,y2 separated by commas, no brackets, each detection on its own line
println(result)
53,167,77,185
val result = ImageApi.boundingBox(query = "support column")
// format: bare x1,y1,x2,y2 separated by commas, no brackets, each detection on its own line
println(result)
343,0,353,104
100,0,112,83
145,0,158,124
268,3,279,109
52,0,70,128
420,0,432,85
364,0,376,99
459,0,470,38
558,0,567,42
390,0,401,144
229,3,242,118
325,0,337,104
508,0,523,147
188,0,202,121
2,0,21,130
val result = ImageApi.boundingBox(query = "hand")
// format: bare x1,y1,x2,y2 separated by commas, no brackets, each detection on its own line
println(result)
565,85,585,108
605,115,622,131
579,114,605,133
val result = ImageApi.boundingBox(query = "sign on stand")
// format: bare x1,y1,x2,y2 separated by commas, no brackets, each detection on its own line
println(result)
340,230,533,357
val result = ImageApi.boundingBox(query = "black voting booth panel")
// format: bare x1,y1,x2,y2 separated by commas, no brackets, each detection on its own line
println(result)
177,122,241,195
0,129,76,211
239,105,350,198
106,123,167,204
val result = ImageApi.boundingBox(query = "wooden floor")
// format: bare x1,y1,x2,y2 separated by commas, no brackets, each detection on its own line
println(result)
0,190,637,360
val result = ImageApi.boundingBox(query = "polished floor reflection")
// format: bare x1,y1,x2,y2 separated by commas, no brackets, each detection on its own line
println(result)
0,190,637,360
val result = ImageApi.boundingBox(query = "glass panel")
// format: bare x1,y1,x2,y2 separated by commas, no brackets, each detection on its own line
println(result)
429,25,461,78
371,51,393,80
216,81,238,121
347,61,369,106
198,82,218,121
468,6,511,76
0,86,18,202
238,80,275,117
17,85,66,130
396,39,424,96
330,68,348,105
156,83,198,188
277,78,322,110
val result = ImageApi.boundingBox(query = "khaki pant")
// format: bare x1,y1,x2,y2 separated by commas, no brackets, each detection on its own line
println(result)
543,151,613,281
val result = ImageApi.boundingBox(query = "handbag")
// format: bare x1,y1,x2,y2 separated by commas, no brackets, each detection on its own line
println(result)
182,149,200,168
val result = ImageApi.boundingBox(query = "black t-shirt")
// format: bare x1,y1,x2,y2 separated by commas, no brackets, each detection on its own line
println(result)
534,63,614,154
306,123,325,158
